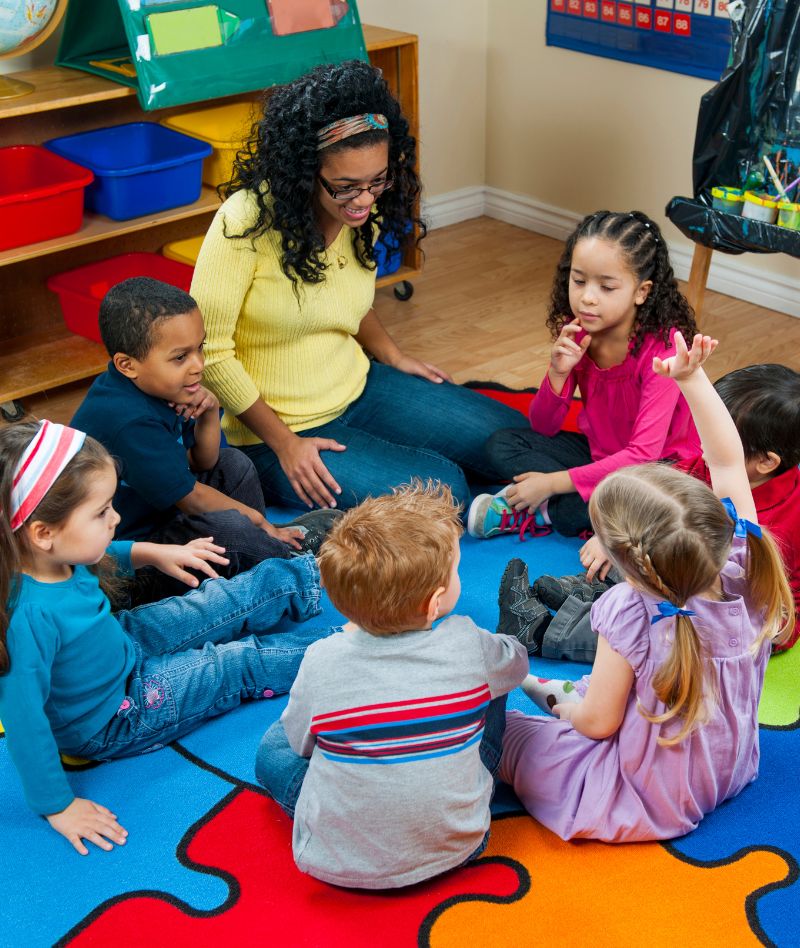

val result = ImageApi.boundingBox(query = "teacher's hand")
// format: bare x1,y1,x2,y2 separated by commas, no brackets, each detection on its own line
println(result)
391,353,453,384
278,434,346,509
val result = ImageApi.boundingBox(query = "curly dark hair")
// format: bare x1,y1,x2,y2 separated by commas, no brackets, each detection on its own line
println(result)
546,210,696,354
223,59,425,287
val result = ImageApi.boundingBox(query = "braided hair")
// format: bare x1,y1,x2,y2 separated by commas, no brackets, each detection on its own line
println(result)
223,59,425,288
547,210,696,354
589,463,792,745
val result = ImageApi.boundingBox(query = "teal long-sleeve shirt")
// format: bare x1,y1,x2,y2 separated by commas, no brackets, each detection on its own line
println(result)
0,543,135,815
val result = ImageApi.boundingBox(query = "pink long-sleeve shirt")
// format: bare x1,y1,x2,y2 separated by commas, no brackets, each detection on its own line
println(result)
529,328,700,501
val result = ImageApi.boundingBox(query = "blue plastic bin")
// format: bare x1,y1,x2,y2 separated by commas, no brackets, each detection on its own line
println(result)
374,225,409,277
44,123,212,221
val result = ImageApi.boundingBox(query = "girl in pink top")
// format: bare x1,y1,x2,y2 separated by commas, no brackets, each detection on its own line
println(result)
467,210,700,539
500,333,794,842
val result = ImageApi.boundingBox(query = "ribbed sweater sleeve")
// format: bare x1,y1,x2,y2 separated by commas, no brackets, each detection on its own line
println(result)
191,196,262,416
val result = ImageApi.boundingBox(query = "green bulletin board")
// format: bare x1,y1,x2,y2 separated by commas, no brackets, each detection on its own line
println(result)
57,0,368,111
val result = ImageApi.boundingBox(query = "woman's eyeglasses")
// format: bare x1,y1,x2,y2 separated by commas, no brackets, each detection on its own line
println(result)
318,175,394,202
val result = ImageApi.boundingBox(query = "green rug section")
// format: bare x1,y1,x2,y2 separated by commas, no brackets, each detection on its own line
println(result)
759,645,800,727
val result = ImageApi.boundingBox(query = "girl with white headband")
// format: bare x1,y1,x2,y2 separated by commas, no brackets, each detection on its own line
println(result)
191,59,521,514
0,421,339,855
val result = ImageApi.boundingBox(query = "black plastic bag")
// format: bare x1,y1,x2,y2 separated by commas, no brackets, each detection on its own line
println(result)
667,0,800,257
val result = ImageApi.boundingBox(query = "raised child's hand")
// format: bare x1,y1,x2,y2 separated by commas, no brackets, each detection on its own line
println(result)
652,331,718,381
550,319,592,379
46,797,128,856
149,537,229,587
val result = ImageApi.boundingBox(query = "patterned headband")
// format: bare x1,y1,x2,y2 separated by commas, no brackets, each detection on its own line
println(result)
9,421,86,532
316,113,389,151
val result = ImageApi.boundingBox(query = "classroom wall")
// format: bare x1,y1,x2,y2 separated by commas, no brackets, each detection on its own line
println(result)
356,0,489,198
484,0,800,296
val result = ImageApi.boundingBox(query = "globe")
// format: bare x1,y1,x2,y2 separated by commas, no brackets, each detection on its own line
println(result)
0,0,67,99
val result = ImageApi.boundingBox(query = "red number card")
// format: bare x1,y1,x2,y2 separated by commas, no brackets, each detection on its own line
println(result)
654,10,672,31
601,1,617,22
583,0,599,18
635,6,652,27
617,3,633,26
673,12,691,34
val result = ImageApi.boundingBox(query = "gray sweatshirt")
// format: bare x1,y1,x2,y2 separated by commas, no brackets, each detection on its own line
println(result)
281,615,529,888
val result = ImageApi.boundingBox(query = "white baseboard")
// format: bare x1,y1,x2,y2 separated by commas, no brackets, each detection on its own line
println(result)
424,185,800,319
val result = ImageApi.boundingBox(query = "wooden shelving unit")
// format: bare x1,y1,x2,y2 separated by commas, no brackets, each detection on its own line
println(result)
0,25,421,413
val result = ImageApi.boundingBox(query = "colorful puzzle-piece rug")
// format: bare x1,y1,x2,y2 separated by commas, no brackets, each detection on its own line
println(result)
1,389,798,947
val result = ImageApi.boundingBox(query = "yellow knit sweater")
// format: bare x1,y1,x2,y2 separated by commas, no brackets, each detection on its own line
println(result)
191,189,373,445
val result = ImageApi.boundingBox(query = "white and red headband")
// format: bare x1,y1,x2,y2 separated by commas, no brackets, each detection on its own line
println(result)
9,421,86,532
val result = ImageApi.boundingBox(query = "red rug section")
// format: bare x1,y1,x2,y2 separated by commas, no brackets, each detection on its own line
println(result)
469,384,581,433
69,789,524,946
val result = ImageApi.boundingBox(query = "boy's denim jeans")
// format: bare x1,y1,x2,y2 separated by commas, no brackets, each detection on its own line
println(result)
240,362,523,513
254,693,509,820
71,556,340,760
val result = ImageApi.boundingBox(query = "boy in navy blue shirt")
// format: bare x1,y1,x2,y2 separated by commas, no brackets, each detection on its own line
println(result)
72,277,337,602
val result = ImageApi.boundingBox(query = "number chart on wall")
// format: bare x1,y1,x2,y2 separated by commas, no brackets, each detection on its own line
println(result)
547,0,732,81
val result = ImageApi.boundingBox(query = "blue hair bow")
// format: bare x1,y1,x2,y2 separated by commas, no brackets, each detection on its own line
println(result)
651,601,696,625
720,497,762,539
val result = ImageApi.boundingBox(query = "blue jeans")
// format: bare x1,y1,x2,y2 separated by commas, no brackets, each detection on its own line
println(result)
254,694,509,819
240,363,523,512
71,556,341,760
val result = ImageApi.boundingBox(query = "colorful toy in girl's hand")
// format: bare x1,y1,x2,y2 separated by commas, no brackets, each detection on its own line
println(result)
468,210,700,541
499,332,795,843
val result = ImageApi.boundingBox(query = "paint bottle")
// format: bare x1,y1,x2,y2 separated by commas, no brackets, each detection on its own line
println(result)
711,187,744,214
741,191,778,223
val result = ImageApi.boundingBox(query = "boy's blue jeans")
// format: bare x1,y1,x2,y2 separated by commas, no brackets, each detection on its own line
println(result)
240,363,523,512
71,556,340,760
254,693,509,820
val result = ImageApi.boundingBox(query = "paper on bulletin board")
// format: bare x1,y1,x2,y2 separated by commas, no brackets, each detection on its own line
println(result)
268,0,351,36
546,0,732,81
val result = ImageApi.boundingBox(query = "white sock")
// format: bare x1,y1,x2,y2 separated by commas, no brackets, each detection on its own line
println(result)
521,675,582,715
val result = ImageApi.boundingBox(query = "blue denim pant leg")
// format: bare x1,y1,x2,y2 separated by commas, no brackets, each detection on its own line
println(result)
255,719,308,818
72,558,339,760
116,555,323,655
240,363,523,512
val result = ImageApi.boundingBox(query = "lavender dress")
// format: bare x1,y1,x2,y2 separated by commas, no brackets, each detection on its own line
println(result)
500,537,770,841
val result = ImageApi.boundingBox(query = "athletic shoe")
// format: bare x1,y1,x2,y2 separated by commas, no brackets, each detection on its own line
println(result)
467,490,552,541
533,572,615,610
284,508,345,555
497,558,552,655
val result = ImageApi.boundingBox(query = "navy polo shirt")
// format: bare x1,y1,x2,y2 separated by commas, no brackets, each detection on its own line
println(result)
71,364,197,540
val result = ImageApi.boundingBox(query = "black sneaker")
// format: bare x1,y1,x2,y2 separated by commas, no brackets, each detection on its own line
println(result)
284,508,345,555
497,558,552,655
533,572,614,610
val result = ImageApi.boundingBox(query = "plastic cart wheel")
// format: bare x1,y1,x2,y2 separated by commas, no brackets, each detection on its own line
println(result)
393,280,414,301
1,400,26,422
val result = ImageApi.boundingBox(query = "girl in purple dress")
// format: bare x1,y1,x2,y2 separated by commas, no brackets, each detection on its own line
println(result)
499,332,794,842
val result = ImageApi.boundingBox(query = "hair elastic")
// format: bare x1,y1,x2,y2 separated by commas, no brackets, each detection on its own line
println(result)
720,497,762,539
651,601,696,625
9,421,86,532
316,113,388,151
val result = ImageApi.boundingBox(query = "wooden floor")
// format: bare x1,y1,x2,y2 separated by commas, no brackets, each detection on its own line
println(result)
12,216,800,425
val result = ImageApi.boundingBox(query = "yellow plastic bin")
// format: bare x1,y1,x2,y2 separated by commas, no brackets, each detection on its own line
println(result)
163,234,205,266
161,101,259,188
711,186,744,215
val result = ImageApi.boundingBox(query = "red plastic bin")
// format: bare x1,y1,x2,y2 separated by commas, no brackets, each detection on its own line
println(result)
0,145,94,252
47,253,195,344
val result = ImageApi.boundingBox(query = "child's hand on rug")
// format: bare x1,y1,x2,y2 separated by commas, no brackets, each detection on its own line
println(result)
46,797,128,855
579,535,612,581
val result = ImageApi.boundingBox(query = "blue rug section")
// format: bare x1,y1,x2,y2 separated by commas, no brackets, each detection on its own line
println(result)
668,726,800,947
0,506,589,945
